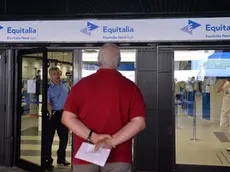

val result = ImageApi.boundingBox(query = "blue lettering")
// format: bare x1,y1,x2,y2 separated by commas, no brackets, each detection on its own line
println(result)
103,26,134,34
206,24,211,31
7,27,12,33
7,27,36,34
206,24,230,32
103,26,108,33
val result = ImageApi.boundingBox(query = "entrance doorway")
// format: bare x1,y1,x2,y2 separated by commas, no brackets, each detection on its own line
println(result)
16,48,47,172
15,47,137,171
16,48,74,172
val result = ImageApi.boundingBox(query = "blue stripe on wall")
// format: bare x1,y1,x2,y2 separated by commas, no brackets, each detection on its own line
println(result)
83,63,135,71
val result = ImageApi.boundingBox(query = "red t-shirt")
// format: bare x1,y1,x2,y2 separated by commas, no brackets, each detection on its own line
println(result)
64,69,146,165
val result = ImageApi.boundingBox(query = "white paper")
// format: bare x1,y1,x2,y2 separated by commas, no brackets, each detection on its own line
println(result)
27,80,36,93
75,142,111,167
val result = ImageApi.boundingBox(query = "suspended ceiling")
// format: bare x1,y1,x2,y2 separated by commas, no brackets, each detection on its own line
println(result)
0,0,229,18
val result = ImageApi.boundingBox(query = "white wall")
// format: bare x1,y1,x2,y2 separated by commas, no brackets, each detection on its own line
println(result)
22,58,41,80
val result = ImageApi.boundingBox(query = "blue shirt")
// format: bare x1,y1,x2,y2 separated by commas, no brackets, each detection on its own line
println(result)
48,81,69,110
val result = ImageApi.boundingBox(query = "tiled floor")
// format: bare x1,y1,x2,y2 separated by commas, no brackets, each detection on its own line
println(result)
20,126,72,170
18,108,230,170
176,106,230,166
19,115,72,171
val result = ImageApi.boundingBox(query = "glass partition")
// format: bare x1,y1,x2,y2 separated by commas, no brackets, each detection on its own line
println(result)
175,50,230,166
82,49,136,82
20,54,43,165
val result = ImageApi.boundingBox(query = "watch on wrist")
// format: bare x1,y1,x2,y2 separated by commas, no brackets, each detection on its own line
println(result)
87,130,94,143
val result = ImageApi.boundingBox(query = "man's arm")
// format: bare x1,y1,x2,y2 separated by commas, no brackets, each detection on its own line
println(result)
62,111,110,144
111,117,146,147
95,116,146,151
217,80,227,92
47,87,52,119
47,102,52,114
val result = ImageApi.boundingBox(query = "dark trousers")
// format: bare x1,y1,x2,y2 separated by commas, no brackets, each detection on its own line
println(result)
43,110,69,164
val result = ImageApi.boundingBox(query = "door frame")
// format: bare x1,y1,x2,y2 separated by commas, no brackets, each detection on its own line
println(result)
15,48,48,172
157,45,230,172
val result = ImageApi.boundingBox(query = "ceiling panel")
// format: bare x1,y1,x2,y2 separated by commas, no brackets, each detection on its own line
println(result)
3,0,230,18
0,1,5,14
68,0,230,16
7,0,67,15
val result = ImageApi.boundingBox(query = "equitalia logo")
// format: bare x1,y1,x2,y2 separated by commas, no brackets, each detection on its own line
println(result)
80,22,99,36
180,20,201,35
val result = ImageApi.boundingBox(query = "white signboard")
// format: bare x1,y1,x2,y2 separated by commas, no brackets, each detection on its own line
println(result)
27,80,36,93
0,17,230,42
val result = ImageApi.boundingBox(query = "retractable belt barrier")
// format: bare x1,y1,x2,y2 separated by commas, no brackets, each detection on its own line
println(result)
22,99,42,104
175,100,200,141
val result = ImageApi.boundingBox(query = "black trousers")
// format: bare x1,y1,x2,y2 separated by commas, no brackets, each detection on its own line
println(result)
43,110,69,164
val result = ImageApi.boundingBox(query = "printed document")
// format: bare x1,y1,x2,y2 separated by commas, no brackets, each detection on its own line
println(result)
75,142,111,167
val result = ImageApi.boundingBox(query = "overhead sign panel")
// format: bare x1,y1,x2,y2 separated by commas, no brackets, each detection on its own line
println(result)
0,18,229,42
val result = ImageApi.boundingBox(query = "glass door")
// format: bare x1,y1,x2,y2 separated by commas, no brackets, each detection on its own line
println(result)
16,48,47,172
157,46,230,172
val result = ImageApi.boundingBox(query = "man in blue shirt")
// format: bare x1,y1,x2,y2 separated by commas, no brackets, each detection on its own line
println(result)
43,67,70,171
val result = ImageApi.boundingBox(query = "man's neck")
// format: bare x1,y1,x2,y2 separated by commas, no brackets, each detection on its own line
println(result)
52,81,61,85
99,66,115,69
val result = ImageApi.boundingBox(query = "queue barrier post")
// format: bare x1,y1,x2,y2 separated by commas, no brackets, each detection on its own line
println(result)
175,100,182,129
183,100,201,141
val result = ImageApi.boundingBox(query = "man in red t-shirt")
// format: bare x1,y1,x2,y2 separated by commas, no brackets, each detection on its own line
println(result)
62,43,146,172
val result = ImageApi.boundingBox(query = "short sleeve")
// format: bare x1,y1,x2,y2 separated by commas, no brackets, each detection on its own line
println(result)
129,85,146,120
64,85,79,116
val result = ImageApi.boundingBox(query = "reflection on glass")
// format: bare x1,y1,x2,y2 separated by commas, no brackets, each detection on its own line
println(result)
20,55,43,165
82,49,136,82
48,52,73,165
48,52,73,87
175,50,230,166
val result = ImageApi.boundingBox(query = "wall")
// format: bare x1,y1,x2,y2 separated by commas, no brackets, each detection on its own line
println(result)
135,48,158,171
0,51,6,165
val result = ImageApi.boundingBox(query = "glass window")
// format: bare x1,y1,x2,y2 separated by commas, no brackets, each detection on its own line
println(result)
82,49,136,82
20,54,43,165
175,50,230,166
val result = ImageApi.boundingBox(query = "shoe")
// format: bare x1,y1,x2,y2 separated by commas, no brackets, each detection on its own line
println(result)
57,160,70,166
227,147,230,151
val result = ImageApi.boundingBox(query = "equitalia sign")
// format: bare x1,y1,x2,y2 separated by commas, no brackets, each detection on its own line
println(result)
0,22,37,41
0,17,230,42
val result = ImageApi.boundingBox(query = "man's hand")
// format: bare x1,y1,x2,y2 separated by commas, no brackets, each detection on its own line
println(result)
48,113,52,120
94,138,115,152
91,133,111,144
47,111,53,120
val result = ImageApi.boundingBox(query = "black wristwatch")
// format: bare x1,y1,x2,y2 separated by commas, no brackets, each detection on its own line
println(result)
87,130,94,143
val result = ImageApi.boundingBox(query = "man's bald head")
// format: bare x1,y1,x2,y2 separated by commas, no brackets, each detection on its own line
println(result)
97,43,121,69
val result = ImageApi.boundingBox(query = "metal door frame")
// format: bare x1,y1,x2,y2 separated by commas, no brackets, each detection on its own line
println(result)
15,48,48,172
